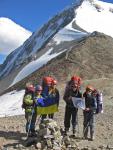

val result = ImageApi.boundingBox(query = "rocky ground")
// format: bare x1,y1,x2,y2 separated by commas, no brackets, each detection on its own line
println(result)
0,78,113,150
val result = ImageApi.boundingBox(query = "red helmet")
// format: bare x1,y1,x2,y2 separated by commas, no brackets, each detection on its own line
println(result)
43,76,53,86
71,75,82,86
86,85,94,91
71,76,78,81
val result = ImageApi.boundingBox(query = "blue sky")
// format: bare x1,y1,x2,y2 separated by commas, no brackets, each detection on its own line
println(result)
0,0,76,64
0,0,76,32
0,0,113,64
1,0,112,32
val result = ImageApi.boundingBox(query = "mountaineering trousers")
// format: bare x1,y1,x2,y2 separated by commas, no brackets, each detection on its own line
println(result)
64,105,78,130
83,111,95,138
25,112,33,133
25,109,38,133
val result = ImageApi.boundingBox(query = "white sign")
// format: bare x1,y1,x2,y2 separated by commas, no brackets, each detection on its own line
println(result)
72,97,85,110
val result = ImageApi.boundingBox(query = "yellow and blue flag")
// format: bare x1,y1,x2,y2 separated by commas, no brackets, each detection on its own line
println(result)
35,96,58,115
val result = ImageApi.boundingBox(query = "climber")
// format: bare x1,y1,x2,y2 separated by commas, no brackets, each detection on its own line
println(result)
63,75,82,136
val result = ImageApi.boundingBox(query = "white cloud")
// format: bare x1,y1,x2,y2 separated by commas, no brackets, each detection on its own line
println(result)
0,17,32,55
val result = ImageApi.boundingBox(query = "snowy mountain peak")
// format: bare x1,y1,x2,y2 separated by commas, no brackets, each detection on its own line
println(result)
82,0,113,11
0,7,76,79
1,0,113,94
75,0,113,36
0,17,32,55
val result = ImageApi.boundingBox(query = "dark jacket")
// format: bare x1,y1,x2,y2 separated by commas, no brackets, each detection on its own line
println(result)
53,88,60,106
63,88,82,107
83,92,97,112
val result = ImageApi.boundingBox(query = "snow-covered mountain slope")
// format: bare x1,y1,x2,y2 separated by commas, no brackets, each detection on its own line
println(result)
1,0,113,90
11,48,66,85
0,17,32,55
0,6,77,79
0,90,24,117
76,0,113,36
1,31,113,117
53,20,88,44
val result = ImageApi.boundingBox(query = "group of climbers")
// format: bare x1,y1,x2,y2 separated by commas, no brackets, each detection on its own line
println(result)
63,76,103,140
22,75,103,141
22,77,59,136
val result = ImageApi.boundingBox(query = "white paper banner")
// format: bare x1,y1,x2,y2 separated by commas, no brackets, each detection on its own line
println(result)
72,97,85,110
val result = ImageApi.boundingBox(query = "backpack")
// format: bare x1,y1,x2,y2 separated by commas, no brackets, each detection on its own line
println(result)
96,92,103,114
22,94,34,109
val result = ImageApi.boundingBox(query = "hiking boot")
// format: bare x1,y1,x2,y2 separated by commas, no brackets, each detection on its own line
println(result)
72,129,76,137
90,135,95,141
83,135,88,140
64,128,69,136
30,132,37,137
29,129,37,137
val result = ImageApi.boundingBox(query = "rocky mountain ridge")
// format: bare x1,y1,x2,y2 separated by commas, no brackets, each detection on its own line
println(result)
1,31,113,95
0,3,78,79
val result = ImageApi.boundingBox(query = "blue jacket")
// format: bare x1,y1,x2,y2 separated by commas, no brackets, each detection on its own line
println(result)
42,86,60,106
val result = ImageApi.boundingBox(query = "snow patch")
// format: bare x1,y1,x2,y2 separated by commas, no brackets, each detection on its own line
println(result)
11,48,66,86
0,90,25,117
53,18,87,45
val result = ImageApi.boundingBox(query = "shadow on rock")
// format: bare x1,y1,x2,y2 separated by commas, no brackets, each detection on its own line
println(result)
0,130,26,140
